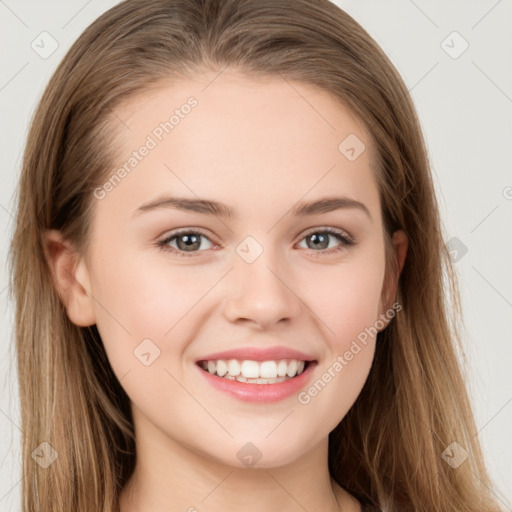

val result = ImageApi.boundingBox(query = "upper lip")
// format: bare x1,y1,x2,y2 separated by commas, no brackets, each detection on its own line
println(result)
196,346,317,363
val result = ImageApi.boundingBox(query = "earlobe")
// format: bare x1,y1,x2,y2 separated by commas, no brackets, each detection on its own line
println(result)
378,229,408,328
393,229,408,276
43,229,96,327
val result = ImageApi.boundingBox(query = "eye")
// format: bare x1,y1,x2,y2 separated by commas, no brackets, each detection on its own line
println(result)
157,228,215,257
296,227,354,255
156,226,355,258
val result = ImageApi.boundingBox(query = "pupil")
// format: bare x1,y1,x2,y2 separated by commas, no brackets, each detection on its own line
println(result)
178,234,200,251
309,233,328,250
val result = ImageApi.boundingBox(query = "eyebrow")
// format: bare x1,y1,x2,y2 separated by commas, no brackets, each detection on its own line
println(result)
132,195,372,221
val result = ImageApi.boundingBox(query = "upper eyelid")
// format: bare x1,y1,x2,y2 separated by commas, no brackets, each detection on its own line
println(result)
301,225,353,240
160,227,214,243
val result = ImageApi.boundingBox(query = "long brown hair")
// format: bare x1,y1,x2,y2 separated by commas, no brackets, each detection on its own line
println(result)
9,0,503,510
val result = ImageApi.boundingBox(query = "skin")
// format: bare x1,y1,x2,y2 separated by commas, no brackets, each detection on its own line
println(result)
44,70,407,512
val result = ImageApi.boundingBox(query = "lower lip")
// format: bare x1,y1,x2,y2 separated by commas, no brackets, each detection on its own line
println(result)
195,361,317,403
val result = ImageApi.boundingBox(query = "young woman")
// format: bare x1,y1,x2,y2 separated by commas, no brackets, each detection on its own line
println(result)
9,0,503,510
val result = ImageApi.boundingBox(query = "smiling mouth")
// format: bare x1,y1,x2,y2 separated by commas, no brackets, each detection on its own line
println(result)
196,358,313,384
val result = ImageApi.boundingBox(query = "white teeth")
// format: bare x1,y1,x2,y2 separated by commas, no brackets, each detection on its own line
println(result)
277,360,288,377
240,360,260,379
286,360,298,377
227,359,240,376
260,361,277,379
199,358,309,381
216,360,228,377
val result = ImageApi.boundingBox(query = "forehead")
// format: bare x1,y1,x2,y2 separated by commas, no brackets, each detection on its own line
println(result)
98,71,380,224
112,70,373,158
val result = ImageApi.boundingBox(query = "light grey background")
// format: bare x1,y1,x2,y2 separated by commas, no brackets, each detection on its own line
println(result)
1,1,511,510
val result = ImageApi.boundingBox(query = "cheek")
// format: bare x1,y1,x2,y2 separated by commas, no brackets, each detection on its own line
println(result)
86,254,162,370
303,250,385,350
89,248,215,372
293,250,384,419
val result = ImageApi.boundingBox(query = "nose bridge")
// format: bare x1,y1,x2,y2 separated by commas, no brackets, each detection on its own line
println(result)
223,234,301,327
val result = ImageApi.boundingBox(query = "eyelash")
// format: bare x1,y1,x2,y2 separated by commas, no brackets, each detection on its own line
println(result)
156,227,355,258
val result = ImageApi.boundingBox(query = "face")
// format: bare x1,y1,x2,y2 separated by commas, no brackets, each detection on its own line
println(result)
58,70,404,469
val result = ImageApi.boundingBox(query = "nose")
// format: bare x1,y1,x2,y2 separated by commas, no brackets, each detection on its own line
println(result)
222,246,302,329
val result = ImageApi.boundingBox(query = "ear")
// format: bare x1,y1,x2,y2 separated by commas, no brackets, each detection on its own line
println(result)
378,229,408,328
43,229,96,327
